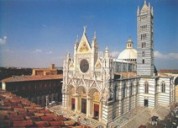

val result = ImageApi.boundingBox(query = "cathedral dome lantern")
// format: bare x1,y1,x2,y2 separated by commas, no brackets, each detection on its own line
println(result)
126,38,133,49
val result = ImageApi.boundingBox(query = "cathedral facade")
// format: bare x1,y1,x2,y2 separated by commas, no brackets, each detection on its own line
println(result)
62,1,175,126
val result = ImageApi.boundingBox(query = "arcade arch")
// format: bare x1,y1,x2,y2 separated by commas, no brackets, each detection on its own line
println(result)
67,86,102,120
88,88,101,120
67,85,75,110
76,86,87,114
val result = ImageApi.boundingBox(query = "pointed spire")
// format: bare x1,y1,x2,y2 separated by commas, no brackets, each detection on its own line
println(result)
75,35,79,43
94,31,96,40
93,31,97,43
104,46,109,58
92,31,97,48
144,0,146,5
66,52,71,62
83,26,87,34
74,35,79,51
137,6,140,15
151,6,154,16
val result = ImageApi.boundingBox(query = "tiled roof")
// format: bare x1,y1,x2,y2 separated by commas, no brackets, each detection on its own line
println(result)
0,89,90,128
1,74,63,83
159,69,178,74
114,72,137,78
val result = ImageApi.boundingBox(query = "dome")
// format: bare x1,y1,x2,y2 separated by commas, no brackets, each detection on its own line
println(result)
117,38,137,61
118,49,137,60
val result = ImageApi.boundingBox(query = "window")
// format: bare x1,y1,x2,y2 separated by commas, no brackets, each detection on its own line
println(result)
136,84,139,94
129,85,133,96
136,81,139,94
122,82,126,99
142,42,146,48
141,15,147,21
141,34,147,40
145,81,149,94
142,51,145,57
161,82,166,93
142,59,145,64
127,43,131,48
140,25,147,31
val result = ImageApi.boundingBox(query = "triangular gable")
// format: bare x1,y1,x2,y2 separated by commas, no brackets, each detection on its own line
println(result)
95,59,102,69
77,79,85,87
90,81,97,88
77,33,91,53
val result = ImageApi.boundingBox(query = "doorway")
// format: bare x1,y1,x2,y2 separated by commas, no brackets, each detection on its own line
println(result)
71,98,75,110
94,104,99,120
81,98,87,114
144,99,148,107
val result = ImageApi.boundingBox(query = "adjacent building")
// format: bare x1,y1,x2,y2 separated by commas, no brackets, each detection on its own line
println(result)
1,64,63,107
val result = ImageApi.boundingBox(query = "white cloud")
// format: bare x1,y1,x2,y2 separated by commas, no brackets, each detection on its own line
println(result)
33,49,42,53
0,36,7,45
154,51,178,60
46,51,53,54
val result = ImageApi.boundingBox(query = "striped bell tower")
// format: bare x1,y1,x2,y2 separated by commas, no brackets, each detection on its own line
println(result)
137,0,154,76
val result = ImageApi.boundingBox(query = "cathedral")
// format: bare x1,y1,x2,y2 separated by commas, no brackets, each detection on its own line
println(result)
62,1,175,126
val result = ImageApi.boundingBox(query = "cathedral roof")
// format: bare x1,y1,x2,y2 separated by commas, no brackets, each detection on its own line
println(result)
117,38,137,60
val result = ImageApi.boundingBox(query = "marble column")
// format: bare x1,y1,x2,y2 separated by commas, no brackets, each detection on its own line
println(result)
62,92,69,109
87,96,91,117
74,93,79,113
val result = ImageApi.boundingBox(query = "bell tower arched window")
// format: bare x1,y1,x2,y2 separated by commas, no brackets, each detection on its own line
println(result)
130,82,133,96
145,81,149,94
122,82,126,99
161,82,166,93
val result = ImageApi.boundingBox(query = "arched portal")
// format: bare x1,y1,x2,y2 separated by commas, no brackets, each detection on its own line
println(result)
76,86,87,114
89,88,101,120
67,85,75,110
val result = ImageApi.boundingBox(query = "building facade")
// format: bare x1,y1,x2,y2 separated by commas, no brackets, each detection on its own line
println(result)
62,28,114,123
1,65,63,107
62,1,176,126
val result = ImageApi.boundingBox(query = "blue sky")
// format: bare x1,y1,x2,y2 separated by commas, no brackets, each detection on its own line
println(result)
0,0,178,69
